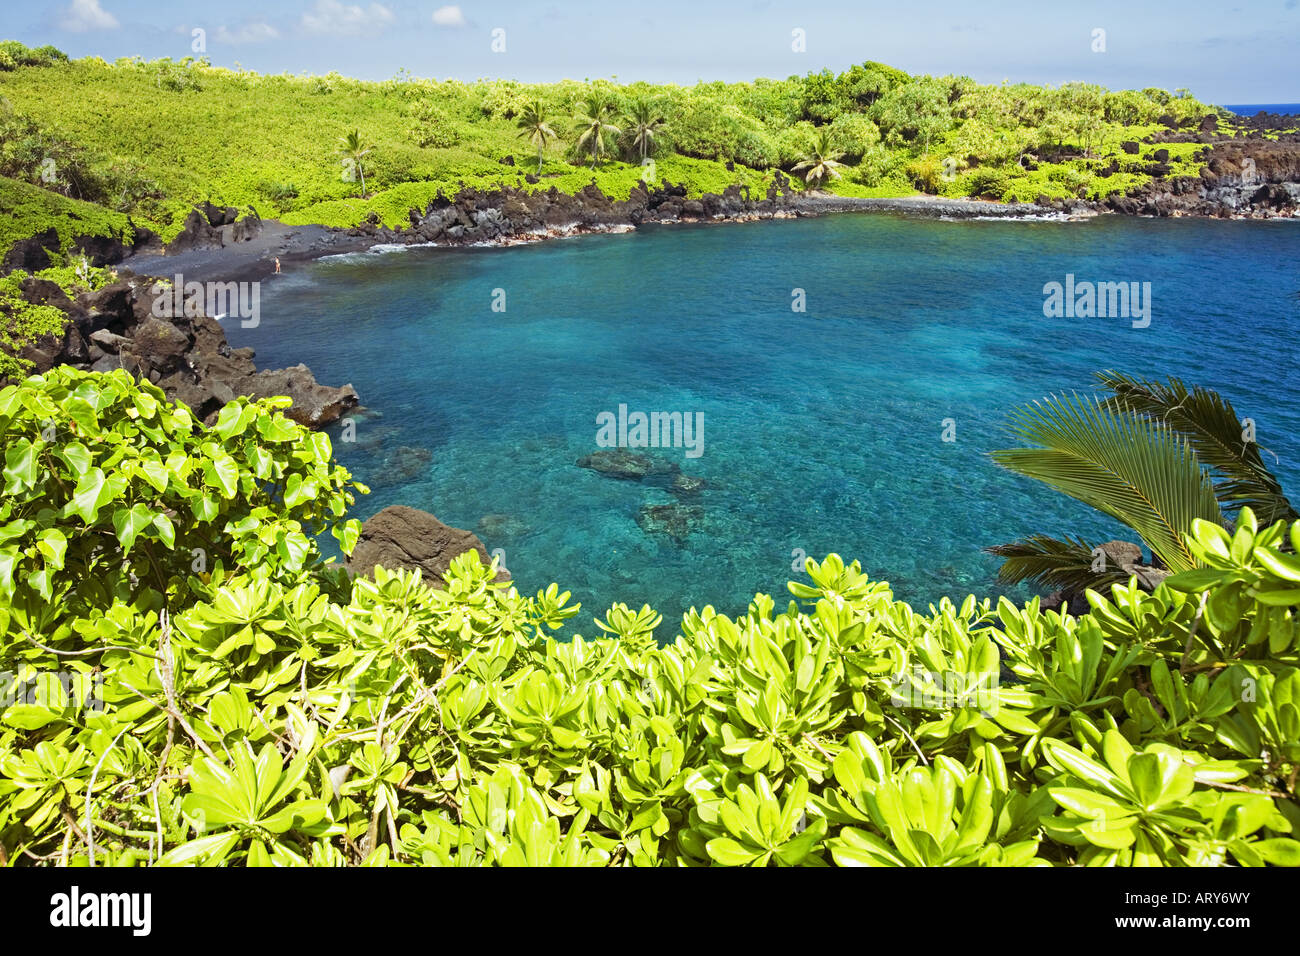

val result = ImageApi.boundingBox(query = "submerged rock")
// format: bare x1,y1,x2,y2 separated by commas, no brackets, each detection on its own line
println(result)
671,474,708,496
577,449,683,480
636,502,703,545
347,505,511,584
578,449,654,480
373,445,432,485
478,513,531,539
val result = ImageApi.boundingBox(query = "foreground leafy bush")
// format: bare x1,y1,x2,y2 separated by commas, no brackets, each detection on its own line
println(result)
1,369,1297,866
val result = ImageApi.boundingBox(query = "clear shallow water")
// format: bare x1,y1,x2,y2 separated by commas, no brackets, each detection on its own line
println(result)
227,214,1300,629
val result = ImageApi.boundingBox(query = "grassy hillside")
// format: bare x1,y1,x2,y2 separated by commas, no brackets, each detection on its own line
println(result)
0,44,1221,244
0,174,133,254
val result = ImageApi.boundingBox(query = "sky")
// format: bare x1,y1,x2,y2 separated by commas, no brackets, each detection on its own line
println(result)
1,0,1297,103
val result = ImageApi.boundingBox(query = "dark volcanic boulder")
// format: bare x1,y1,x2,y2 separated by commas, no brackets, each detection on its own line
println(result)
130,316,190,372
199,201,239,227
167,209,224,253
60,326,89,364
16,331,65,374
4,228,58,271
1098,540,1143,570
347,505,511,583
19,277,74,312
244,363,359,428
79,280,135,331
232,213,263,243
71,233,133,266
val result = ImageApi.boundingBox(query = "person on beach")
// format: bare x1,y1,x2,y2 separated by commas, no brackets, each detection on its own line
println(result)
275,257,281,274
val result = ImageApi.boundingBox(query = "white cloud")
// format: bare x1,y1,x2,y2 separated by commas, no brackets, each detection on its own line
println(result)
432,5,467,27
215,22,280,44
60,0,119,32
301,0,395,35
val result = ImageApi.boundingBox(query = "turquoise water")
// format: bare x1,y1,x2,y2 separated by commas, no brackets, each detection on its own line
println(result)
227,213,1300,628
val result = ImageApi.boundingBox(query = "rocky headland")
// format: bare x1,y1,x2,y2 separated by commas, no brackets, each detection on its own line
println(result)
8,268,358,428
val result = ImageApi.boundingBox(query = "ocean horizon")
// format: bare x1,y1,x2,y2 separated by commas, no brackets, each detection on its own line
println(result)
1223,103,1300,114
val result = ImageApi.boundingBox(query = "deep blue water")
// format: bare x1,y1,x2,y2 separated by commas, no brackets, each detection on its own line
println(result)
227,214,1300,630
1224,103,1300,115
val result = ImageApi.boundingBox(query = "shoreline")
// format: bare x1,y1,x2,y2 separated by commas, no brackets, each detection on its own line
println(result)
10,178,1293,437
115,182,1298,287
118,192,1066,285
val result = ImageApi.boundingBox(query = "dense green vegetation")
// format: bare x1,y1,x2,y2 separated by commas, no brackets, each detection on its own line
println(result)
0,270,65,380
1,369,1297,866
0,258,119,379
0,41,1219,244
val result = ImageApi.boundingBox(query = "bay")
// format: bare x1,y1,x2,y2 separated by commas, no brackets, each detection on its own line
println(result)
226,213,1300,628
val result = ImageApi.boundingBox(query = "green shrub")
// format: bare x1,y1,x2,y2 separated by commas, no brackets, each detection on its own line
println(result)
0,42,68,71
962,167,1010,199
407,98,460,149
827,113,881,162
264,181,299,203
0,176,134,262
1,369,1296,867
0,271,67,379
906,154,947,193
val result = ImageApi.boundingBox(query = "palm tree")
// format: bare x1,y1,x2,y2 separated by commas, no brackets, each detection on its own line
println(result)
572,93,621,168
515,99,557,175
623,96,666,163
987,372,1295,594
792,131,845,187
338,129,372,196
1097,371,1295,526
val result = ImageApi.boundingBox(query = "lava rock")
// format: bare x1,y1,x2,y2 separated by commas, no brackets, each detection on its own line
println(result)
167,209,224,253
130,316,190,372
4,228,58,271
577,449,655,479
89,328,131,353
347,505,511,584
374,444,432,485
244,364,359,429
671,474,707,496
636,503,703,545
199,201,240,227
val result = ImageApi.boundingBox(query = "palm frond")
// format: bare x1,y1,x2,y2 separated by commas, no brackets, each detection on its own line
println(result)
991,392,1224,571
1096,370,1297,524
985,534,1128,594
